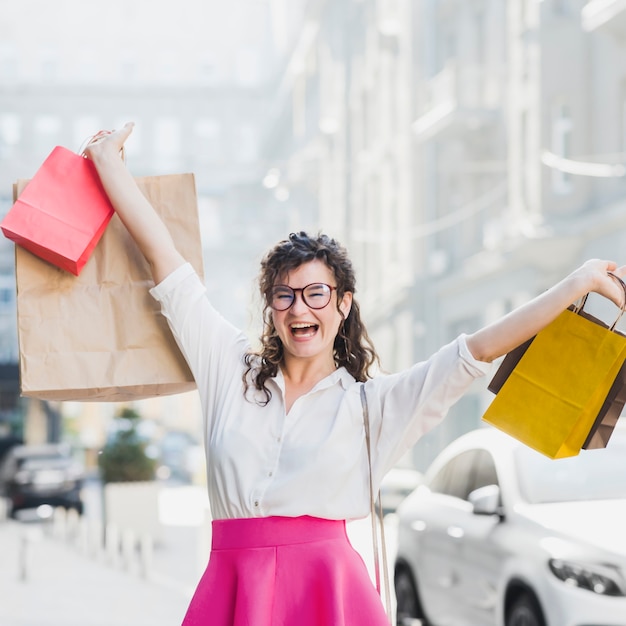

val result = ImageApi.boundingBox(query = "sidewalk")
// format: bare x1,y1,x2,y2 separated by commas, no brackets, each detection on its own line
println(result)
0,517,195,626
0,489,398,626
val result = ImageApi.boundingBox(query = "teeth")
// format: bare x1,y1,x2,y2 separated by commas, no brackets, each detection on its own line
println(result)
291,323,314,329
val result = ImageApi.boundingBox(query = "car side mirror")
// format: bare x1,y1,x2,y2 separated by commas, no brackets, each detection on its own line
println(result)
468,484,503,519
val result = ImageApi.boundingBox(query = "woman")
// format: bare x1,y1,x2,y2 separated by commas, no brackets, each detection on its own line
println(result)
87,123,626,625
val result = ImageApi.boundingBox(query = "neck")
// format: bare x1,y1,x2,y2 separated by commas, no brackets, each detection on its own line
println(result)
281,353,336,387
280,354,337,414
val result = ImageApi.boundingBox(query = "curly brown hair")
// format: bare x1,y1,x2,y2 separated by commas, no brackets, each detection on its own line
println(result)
243,231,379,405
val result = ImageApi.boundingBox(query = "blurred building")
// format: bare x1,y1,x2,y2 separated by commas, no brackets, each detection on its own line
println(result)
260,0,418,366
408,0,626,467
259,0,626,469
258,0,503,467
0,0,281,457
2,0,626,473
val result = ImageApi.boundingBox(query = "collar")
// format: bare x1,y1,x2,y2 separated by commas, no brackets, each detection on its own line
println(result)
271,365,355,394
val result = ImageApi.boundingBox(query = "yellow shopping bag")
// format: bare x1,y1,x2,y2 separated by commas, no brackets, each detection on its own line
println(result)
483,278,626,459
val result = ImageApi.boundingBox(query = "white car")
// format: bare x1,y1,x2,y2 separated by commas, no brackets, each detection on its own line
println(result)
380,466,423,515
394,425,626,626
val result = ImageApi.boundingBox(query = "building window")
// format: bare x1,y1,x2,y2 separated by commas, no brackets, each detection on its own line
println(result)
41,46,59,83
236,48,259,86
195,119,221,162
520,109,530,209
119,51,138,82
0,114,21,158
292,76,307,139
73,116,102,152
237,124,258,163
520,0,534,26
0,43,17,81
34,115,62,157
199,53,219,85
551,103,572,195
475,11,486,67
621,84,626,158
154,118,182,169
160,58,178,83
77,52,97,83
0,287,13,306
434,22,456,75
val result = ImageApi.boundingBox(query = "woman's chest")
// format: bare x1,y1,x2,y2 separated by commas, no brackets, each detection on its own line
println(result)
207,390,363,474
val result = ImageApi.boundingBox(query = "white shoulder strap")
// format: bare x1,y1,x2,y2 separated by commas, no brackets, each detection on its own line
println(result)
360,384,392,621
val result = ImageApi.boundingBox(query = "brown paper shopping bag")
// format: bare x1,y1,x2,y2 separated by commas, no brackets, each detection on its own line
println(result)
483,279,626,458
14,173,204,401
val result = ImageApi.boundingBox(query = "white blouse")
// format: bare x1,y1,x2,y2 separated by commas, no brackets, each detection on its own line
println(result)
150,263,491,521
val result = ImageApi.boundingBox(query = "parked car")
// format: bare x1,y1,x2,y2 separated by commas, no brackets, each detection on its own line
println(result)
379,466,423,515
155,429,204,483
0,443,84,518
394,426,626,626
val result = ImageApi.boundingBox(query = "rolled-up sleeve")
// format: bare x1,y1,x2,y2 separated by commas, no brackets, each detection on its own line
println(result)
149,263,250,428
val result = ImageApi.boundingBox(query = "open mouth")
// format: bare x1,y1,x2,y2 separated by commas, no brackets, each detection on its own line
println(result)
290,323,319,337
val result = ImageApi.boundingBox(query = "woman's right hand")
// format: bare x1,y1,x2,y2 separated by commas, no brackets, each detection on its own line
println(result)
85,121,186,284
84,122,135,163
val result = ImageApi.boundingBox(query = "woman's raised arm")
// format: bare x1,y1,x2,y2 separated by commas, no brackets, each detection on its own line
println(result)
466,259,626,363
85,122,186,284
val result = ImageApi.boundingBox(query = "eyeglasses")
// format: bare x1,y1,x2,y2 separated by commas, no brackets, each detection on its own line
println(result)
270,283,337,311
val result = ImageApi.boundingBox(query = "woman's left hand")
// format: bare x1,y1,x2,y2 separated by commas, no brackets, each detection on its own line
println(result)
575,259,626,309
467,258,626,363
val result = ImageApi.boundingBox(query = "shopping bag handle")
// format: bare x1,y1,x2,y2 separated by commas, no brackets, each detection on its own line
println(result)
574,271,626,331
78,130,126,162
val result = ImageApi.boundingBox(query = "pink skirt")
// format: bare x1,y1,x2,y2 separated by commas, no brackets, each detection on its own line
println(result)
181,516,390,625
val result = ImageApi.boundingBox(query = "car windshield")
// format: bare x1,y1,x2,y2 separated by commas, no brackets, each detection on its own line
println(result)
21,455,68,471
514,433,626,503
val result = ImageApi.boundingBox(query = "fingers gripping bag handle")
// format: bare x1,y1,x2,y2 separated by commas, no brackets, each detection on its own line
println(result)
483,271,626,459
3,129,126,275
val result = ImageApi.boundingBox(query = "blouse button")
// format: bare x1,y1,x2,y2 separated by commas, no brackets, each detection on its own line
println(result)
254,500,259,507
268,471,273,477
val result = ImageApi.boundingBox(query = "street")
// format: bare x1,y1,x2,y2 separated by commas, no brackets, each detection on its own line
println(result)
0,482,398,626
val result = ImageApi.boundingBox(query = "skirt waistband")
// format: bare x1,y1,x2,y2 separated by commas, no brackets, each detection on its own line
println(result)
211,516,346,550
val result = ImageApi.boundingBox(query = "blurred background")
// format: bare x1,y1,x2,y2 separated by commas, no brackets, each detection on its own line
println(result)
1,0,626,623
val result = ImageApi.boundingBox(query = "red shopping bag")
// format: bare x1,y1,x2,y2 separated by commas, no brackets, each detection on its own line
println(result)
0,145,115,275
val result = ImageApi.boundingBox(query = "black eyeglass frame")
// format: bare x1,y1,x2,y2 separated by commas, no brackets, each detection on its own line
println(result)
269,283,338,311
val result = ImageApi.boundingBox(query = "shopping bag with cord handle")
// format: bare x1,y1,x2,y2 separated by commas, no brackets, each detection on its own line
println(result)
13,172,204,401
1,134,122,275
483,273,626,458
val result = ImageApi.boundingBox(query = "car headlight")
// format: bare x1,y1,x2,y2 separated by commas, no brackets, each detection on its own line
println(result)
549,559,625,596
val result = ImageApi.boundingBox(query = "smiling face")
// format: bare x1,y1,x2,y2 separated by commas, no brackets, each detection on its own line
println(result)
271,259,352,367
